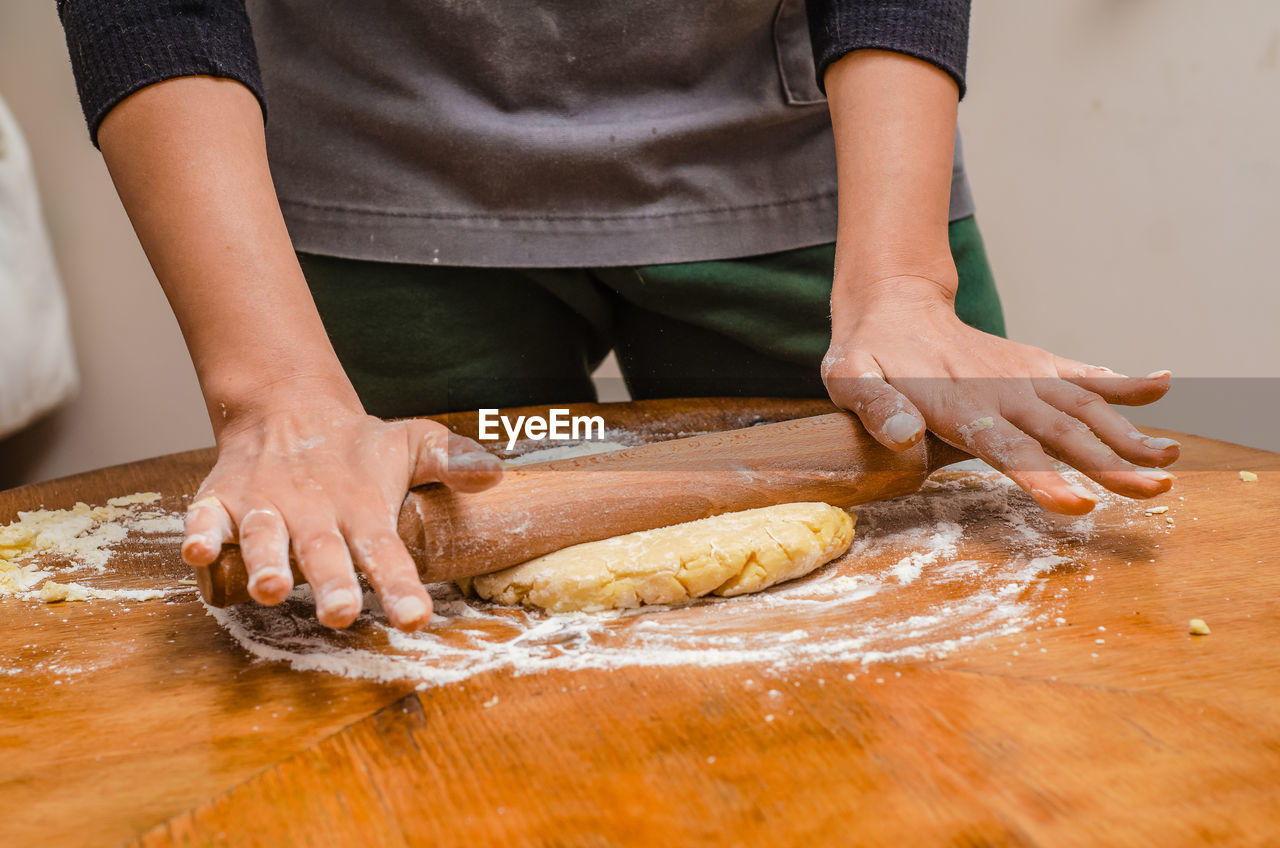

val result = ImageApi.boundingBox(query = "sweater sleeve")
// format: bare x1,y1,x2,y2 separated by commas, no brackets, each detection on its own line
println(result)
804,0,972,97
57,0,265,147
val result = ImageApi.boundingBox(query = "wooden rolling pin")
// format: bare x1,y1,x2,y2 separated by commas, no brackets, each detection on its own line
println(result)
196,412,967,607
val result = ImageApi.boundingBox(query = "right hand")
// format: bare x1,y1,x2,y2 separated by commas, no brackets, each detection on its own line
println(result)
180,382,503,632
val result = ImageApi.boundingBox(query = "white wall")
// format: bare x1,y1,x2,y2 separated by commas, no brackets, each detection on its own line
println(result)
961,0,1280,450
1,0,1276,486
0,1,212,486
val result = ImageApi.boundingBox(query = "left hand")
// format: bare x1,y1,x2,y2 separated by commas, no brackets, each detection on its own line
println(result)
823,275,1178,514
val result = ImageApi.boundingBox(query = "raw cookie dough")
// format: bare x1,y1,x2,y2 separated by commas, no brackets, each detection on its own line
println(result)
38,580,93,603
465,502,855,613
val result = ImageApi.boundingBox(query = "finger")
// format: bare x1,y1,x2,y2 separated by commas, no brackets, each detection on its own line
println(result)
944,413,1099,515
343,513,433,632
409,421,503,491
238,505,294,605
823,355,926,450
287,517,362,629
1053,356,1171,406
182,495,234,567
1007,401,1175,500
1034,379,1180,467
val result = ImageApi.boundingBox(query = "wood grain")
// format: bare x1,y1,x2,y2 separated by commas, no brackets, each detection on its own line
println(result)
1,398,1277,847
139,667,1280,847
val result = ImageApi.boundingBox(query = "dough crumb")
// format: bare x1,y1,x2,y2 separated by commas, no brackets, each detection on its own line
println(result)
959,416,996,439
39,580,94,603
1189,618,1211,636
1239,470,1258,483
106,492,161,507
1144,506,1169,516
0,561,49,594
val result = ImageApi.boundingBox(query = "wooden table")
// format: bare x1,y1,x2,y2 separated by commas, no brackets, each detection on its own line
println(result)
1,399,1277,847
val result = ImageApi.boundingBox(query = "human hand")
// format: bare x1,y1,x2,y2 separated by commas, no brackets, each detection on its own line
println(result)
823,276,1178,514
180,383,503,631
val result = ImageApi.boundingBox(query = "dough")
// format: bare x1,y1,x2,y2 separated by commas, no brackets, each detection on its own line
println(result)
38,580,93,603
465,502,855,613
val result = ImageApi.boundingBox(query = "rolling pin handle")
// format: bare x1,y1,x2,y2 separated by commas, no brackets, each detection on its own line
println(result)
196,547,249,608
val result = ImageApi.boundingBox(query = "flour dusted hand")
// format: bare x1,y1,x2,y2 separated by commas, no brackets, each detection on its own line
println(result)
824,276,1179,515
91,80,505,633
182,384,502,632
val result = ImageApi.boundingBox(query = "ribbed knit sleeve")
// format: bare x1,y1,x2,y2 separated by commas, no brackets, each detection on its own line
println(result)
805,0,971,96
57,0,265,147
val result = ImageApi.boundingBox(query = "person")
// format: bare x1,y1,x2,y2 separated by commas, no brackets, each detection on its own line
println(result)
57,1,1177,633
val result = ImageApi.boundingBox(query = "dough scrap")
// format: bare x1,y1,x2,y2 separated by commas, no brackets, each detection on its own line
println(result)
466,502,855,613
39,580,93,603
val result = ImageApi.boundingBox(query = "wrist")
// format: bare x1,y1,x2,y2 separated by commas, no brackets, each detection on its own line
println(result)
831,271,958,325
205,370,364,439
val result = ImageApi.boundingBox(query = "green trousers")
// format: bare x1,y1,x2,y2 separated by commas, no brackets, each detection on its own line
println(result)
300,216,1004,417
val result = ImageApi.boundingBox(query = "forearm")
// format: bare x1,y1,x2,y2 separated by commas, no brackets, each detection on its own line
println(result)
95,76,499,632
97,76,359,434
824,49,961,316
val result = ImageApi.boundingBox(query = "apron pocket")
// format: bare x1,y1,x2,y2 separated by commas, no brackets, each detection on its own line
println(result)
773,0,826,105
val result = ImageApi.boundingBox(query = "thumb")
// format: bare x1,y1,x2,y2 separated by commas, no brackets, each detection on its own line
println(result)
407,421,504,492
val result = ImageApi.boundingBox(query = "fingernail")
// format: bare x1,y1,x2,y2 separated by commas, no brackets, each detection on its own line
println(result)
181,534,210,555
1136,468,1176,482
319,589,359,619
393,596,429,627
451,450,499,471
1142,437,1180,451
883,412,923,444
250,567,291,595
1067,483,1099,503
1145,370,1172,379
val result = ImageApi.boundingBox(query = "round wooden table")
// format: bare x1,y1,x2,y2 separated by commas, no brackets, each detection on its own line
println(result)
1,399,1277,847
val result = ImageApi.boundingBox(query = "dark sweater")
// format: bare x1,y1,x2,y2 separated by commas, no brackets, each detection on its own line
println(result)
57,0,970,145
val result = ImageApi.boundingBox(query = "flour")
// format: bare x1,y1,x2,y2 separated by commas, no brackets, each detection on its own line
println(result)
211,452,1124,688
0,493,185,601
502,440,630,466
885,523,962,584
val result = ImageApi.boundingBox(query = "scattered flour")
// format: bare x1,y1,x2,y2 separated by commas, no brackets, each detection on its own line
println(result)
885,523,962,584
0,493,185,603
502,440,630,467
210,453,1125,689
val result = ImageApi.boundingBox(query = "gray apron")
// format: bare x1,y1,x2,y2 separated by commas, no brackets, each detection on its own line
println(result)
246,0,974,267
